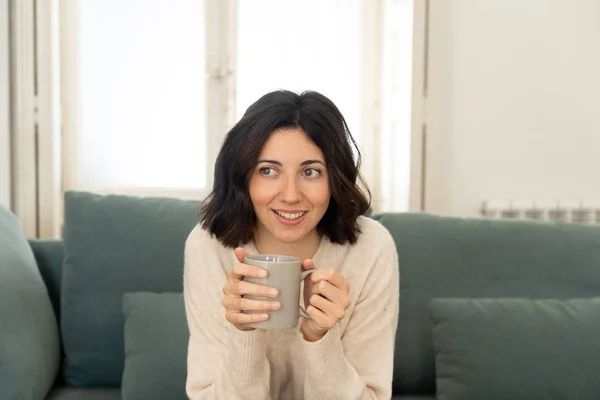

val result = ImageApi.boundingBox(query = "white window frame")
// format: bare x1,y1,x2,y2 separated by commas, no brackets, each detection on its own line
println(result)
204,0,236,197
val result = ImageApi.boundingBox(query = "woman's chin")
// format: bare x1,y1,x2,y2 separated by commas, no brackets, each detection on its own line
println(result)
274,232,306,244
271,227,314,245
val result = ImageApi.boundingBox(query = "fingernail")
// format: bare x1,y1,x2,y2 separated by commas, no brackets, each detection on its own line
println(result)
271,302,281,310
260,314,269,320
258,270,267,278
268,288,278,296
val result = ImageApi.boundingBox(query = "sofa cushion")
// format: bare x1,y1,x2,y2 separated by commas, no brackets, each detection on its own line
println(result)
122,292,188,400
0,206,60,400
61,191,199,386
430,297,600,400
45,387,121,400
391,397,436,400
373,213,600,395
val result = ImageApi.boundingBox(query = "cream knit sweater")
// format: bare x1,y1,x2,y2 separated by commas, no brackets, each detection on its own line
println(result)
184,216,400,400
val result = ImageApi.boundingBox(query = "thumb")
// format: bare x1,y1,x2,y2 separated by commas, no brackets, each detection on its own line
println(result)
302,259,316,271
234,247,248,264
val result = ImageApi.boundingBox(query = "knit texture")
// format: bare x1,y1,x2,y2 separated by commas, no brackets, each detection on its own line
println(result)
184,217,399,399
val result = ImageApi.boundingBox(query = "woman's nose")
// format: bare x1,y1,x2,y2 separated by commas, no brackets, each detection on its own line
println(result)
281,177,301,203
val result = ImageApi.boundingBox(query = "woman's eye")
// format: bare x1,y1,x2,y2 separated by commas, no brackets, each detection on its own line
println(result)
302,168,321,178
259,167,276,176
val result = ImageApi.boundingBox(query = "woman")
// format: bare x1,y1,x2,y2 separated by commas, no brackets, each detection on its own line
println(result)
184,90,399,399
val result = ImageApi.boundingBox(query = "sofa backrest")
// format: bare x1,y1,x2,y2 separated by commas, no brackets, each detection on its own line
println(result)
60,191,200,386
29,198,600,395
373,212,600,395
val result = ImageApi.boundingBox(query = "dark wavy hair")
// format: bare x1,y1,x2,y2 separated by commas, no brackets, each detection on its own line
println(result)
200,90,370,248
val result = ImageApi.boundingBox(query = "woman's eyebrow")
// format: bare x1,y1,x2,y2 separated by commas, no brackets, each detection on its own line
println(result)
300,160,326,166
257,159,282,166
256,159,326,167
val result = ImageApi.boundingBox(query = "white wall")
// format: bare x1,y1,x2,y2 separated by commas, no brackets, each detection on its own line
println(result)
424,0,600,217
0,0,10,209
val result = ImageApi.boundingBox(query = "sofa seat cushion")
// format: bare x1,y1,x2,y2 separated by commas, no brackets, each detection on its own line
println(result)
61,191,199,386
430,297,600,400
45,387,121,400
0,206,60,400
391,397,436,400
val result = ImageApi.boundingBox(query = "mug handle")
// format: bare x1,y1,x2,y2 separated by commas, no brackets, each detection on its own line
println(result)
298,269,315,319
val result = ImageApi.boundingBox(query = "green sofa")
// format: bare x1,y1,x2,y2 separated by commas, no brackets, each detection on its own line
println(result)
2,191,600,400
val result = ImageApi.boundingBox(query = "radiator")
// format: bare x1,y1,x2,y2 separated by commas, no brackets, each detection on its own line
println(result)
481,201,600,225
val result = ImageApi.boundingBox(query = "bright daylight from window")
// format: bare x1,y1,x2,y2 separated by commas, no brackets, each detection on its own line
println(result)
236,0,361,144
77,0,206,190
69,0,413,211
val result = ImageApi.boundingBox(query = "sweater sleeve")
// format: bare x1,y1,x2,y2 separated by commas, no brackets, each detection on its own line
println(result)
184,227,272,400
300,233,400,400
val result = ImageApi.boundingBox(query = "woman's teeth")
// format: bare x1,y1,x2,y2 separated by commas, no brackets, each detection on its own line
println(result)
274,210,306,220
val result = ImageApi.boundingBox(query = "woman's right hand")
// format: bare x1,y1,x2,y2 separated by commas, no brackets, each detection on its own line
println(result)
222,248,281,331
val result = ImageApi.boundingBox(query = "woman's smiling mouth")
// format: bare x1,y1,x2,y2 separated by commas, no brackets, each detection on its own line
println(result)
273,209,307,224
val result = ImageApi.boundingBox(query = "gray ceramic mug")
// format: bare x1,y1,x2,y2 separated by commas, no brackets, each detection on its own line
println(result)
243,254,314,329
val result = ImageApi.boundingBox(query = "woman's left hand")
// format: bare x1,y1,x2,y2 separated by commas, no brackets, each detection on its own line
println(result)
301,260,351,342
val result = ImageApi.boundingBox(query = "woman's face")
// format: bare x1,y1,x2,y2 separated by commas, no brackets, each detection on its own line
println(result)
249,128,331,244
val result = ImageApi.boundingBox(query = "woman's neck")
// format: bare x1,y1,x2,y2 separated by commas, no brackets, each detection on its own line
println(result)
253,228,321,261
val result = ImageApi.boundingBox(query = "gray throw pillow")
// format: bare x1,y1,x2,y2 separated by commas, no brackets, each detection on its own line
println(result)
122,292,189,400
0,205,60,400
61,191,199,386
430,297,600,400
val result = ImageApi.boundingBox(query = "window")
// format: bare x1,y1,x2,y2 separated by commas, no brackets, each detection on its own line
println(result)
62,0,414,210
